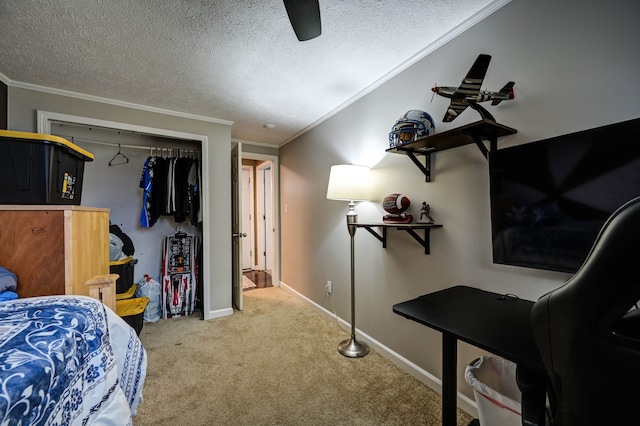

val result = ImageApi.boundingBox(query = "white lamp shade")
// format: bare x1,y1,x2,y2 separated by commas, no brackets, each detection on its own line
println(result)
326,164,371,201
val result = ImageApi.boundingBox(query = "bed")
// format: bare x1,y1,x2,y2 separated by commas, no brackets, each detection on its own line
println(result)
0,294,147,425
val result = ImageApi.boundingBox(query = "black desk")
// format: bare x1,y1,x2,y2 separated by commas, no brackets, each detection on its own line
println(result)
393,286,546,426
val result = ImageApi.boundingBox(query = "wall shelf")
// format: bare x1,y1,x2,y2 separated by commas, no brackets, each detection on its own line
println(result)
386,119,517,181
356,223,443,255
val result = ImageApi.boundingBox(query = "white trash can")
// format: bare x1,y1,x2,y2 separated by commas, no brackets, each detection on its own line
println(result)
464,355,522,426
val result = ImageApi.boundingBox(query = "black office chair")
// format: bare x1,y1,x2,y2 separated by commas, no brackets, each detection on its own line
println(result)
531,196,640,426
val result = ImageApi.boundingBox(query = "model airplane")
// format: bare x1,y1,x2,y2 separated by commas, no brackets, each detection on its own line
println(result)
431,54,514,122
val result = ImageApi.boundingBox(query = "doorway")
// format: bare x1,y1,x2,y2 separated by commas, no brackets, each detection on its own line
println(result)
239,152,279,294
241,165,255,270
256,161,273,273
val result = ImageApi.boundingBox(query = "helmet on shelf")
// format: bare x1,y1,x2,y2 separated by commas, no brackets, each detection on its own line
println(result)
389,110,435,148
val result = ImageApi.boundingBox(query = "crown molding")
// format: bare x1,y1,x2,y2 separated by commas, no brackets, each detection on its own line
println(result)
0,72,233,126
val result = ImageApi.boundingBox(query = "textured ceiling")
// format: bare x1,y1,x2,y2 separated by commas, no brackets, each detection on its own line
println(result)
0,0,503,146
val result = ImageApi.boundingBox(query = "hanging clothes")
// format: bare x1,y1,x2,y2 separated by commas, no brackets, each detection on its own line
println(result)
139,152,201,228
161,231,198,318
151,156,169,219
187,160,201,225
139,156,154,228
166,156,175,215
173,156,192,223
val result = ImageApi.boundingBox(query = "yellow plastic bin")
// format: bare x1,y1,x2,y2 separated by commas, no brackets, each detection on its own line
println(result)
0,130,93,205
116,283,138,300
116,297,149,335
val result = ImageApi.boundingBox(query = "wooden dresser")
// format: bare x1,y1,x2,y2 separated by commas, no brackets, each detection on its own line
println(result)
0,205,111,304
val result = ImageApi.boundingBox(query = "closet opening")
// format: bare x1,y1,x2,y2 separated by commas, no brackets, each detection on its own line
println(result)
37,111,211,319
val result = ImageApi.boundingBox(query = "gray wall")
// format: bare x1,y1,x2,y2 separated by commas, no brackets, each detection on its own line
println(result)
241,142,279,157
279,0,640,400
7,86,233,318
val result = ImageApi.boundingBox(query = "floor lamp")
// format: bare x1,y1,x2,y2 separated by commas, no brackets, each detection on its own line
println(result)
326,164,371,358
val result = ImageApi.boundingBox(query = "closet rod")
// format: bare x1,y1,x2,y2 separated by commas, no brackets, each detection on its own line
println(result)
57,135,154,151
56,134,200,153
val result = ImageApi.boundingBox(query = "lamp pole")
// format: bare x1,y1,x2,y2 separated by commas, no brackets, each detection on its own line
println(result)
337,200,369,358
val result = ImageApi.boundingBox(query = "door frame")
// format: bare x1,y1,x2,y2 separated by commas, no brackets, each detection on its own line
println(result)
256,162,273,272
241,165,255,270
242,152,280,287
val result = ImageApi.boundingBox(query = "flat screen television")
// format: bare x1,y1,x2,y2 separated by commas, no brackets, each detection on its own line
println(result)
489,117,640,273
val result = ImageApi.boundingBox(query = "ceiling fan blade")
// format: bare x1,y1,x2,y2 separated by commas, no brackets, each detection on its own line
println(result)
283,0,321,41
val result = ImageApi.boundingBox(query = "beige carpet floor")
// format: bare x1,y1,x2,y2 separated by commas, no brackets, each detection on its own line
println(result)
134,286,474,425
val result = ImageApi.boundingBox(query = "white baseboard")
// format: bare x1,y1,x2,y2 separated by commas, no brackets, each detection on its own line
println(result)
279,280,478,418
204,307,233,320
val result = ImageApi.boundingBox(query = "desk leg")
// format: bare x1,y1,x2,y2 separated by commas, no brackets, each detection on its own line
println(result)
442,333,457,426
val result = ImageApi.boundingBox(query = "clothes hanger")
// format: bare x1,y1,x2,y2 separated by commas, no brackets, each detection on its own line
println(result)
174,226,187,238
109,143,129,166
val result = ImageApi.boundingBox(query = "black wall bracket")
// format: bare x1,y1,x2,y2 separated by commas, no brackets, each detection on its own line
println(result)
356,223,443,255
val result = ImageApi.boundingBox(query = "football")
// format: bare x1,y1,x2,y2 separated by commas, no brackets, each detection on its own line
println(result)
382,193,410,214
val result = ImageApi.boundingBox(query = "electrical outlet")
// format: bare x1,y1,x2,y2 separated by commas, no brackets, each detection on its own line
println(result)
325,280,332,294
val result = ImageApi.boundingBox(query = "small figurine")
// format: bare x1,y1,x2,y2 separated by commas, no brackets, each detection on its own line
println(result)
417,202,434,224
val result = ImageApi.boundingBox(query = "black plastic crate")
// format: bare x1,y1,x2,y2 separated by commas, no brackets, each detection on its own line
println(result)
110,257,137,294
0,130,93,205
116,297,149,335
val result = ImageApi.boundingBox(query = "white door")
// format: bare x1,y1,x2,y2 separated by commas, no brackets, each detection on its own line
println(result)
231,143,244,311
264,166,273,271
257,162,274,272
241,166,254,270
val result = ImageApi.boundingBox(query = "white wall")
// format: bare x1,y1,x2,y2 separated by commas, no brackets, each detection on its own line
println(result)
6,86,233,319
279,0,640,401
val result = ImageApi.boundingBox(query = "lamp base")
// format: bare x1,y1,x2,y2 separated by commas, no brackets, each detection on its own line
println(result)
338,336,369,358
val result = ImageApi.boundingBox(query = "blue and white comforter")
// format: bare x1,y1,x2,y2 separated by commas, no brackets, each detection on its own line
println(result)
0,295,147,425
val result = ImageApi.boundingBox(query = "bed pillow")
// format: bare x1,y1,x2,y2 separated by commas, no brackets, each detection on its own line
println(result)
0,267,17,292
0,291,18,302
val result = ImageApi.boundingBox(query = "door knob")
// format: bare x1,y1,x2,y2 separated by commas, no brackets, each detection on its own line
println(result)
232,233,247,238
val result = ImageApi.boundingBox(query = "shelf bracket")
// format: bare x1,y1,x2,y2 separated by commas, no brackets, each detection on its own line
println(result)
357,224,441,255
470,134,490,159
360,225,386,248
405,151,431,182
401,227,432,255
